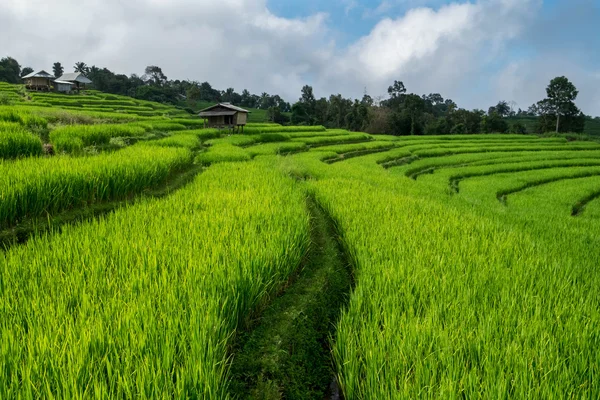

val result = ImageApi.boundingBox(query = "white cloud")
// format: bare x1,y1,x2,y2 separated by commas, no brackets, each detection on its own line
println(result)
1,0,597,115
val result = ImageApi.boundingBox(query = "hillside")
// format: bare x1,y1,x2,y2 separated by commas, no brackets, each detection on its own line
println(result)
0,81,599,398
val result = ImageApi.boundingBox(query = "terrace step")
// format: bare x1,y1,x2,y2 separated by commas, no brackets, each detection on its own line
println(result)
0,162,203,250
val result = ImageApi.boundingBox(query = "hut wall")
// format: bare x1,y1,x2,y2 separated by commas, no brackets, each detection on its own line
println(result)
208,116,225,126
56,83,72,93
235,112,247,125
28,77,49,87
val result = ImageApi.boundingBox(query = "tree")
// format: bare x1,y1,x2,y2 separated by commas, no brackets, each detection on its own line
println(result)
187,86,201,102
74,62,88,74
509,122,527,134
53,62,64,78
20,67,34,78
0,57,22,83
540,76,579,133
143,65,167,86
403,94,425,135
494,101,510,117
296,85,317,124
481,112,508,133
387,80,407,99
361,94,374,107
300,85,316,106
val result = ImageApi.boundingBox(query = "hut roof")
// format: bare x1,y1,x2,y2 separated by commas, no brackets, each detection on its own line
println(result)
198,103,249,114
22,70,54,79
198,110,238,117
54,80,75,85
56,73,93,84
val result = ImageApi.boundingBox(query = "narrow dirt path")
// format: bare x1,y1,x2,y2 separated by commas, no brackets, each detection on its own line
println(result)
228,198,353,400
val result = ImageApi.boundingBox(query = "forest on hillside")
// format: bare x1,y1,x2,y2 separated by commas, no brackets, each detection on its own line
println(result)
1,56,598,136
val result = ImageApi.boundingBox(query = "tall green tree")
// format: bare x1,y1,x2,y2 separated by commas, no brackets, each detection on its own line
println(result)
538,76,580,133
74,62,88,74
403,94,425,135
20,67,34,78
143,65,167,86
53,62,64,78
0,57,21,83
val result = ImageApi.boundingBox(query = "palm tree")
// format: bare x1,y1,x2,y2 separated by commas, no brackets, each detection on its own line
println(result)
74,62,88,74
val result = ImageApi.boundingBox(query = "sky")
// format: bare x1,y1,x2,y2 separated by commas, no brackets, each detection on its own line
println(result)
1,0,599,115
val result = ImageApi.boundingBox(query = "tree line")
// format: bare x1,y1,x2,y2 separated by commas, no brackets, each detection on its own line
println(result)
1,55,595,134
0,56,291,114
290,77,590,135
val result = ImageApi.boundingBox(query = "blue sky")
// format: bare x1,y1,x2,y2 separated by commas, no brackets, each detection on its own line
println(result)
2,0,599,115
265,0,600,115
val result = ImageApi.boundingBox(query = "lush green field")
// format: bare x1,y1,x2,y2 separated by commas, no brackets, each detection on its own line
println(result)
0,85,599,398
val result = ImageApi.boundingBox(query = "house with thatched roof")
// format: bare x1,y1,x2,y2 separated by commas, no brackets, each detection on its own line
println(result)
198,103,249,132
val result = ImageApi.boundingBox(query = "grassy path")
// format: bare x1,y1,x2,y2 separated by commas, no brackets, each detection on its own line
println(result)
228,198,353,399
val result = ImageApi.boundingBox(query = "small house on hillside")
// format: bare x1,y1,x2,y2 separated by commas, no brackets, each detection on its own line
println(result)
198,103,249,132
22,70,54,91
56,72,93,91
54,80,75,93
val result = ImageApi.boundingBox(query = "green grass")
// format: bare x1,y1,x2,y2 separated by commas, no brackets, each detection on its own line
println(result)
246,142,307,157
0,161,310,399
0,144,193,228
0,121,43,158
196,144,251,164
50,124,148,152
1,93,600,399
278,146,600,398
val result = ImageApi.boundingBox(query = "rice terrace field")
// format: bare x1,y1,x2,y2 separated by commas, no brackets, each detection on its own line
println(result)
0,82,599,399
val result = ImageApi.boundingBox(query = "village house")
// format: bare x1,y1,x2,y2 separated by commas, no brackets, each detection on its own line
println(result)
54,80,76,93
22,70,54,91
198,103,249,132
55,72,93,91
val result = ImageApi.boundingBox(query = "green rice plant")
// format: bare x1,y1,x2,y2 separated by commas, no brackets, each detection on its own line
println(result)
243,125,326,134
257,132,289,143
411,141,600,158
246,123,281,127
277,144,600,398
50,124,148,153
143,133,200,149
170,119,206,128
182,128,221,141
282,129,353,139
0,144,193,228
245,141,307,157
291,133,372,146
130,122,187,132
400,150,600,178
0,161,310,398
0,121,43,158
196,144,251,164
205,135,259,147
445,158,600,193
310,140,395,154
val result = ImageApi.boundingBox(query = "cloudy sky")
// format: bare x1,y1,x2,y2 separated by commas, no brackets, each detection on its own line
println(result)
1,0,599,115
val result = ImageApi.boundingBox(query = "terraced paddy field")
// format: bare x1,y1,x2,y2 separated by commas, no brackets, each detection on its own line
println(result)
0,84,599,399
